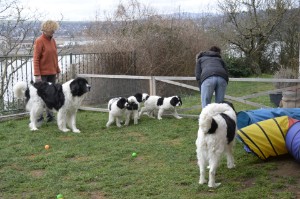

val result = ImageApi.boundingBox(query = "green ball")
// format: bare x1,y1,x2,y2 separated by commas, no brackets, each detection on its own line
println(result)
57,193,64,199
132,152,137,157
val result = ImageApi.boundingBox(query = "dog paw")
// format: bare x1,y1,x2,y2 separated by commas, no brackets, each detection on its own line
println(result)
199,179,207,184
157,117,162,120
227,163,236,169
176,116,183,119
60,128,70,132
30,127,38,131
73,129,81,133
208,182,221,188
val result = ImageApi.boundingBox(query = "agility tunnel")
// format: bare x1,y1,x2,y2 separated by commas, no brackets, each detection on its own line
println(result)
237,108,300,129
285,121,300,162
237,116,299,160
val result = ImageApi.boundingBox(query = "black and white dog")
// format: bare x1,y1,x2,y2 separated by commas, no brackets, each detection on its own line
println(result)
124,93,149,125
139,95,182,120
133,93,149,104
124,95,140,126
106,97,129,127
196,101,236,188
13,77,91,133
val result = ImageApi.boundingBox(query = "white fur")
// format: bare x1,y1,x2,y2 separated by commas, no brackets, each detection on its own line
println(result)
124,96,140,126
141,93,149,102
13,79,90,133
196,103,236,188
13,81,27,99
106,97,128,128
139,95,182,120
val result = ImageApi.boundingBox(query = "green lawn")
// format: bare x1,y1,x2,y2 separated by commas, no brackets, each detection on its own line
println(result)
0,109,299,199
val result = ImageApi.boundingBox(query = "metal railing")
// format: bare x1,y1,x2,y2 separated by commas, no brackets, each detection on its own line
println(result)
0,51,136,116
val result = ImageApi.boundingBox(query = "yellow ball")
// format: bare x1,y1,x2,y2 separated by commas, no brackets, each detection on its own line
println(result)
45,145,50,150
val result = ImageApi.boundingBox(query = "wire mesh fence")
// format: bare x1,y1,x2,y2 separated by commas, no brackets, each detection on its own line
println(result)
2,51,300,120
77,74,300,118
0,52,135,118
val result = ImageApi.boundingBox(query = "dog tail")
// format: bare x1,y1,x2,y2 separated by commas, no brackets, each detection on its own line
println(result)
199,109,218,134
13,81,28,99
199,103,236,134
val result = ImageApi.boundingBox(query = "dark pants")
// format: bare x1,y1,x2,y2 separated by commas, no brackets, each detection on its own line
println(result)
41,75,56,84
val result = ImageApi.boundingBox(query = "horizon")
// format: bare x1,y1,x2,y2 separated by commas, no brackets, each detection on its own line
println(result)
19,0,219,21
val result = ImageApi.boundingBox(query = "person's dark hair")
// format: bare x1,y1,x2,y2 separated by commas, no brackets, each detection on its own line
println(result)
209,46,221,53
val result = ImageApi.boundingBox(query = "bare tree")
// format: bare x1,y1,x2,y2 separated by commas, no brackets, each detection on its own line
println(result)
0,0,40,102
274,7,300,70
216,0,294,74
86,0,215,76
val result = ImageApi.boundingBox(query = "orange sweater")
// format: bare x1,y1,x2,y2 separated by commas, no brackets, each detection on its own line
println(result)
33,34,60,76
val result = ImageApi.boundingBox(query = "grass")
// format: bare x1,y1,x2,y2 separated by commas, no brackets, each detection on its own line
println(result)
0,79,297,198
0,108,299,198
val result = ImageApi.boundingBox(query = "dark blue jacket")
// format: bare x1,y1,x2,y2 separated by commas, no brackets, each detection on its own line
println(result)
195,51,228,85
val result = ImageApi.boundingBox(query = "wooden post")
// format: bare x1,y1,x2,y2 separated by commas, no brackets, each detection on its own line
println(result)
149,76,156,95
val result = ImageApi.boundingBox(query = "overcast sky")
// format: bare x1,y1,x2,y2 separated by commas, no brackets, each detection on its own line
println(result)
20,0,219,21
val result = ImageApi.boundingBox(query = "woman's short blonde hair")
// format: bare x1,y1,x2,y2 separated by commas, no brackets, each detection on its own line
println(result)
41,20,59,32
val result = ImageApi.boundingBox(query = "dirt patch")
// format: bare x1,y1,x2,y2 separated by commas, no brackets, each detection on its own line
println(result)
127,131,146,142
270,156,300,197
59,136,75,141
79,191,107,199
30,169,45,178
271,158,300,177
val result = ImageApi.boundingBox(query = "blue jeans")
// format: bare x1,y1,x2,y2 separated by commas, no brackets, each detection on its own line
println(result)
200,76,227,108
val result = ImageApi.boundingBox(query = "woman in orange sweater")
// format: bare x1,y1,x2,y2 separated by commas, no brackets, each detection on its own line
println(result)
33,20,61,122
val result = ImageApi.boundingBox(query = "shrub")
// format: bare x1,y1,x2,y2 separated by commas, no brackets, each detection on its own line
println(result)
224,56,251,77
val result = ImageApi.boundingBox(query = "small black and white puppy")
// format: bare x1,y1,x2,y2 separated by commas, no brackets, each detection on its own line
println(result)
106,97,129,127
124,96,140,126
13,77,91,133
196,101,236,188
124,93,149,125
139,95,182,120
133,93,149,104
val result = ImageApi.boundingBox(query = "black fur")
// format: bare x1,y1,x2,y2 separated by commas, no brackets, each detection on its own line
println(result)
157,97,164,106
70,77,91,97
127,102,139,110
31,77,90,111
116,98,128,109
222,101,236,113
220,113,236,144
25,88,30,102
170,96,182,106
208,118,218,134
145,95,150,100
33,81,65,111
134,93,143,103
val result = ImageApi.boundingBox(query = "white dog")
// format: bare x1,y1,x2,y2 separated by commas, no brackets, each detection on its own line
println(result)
139,95,182,120
13,77,91,133
196,102,236,188
106,97,129,127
